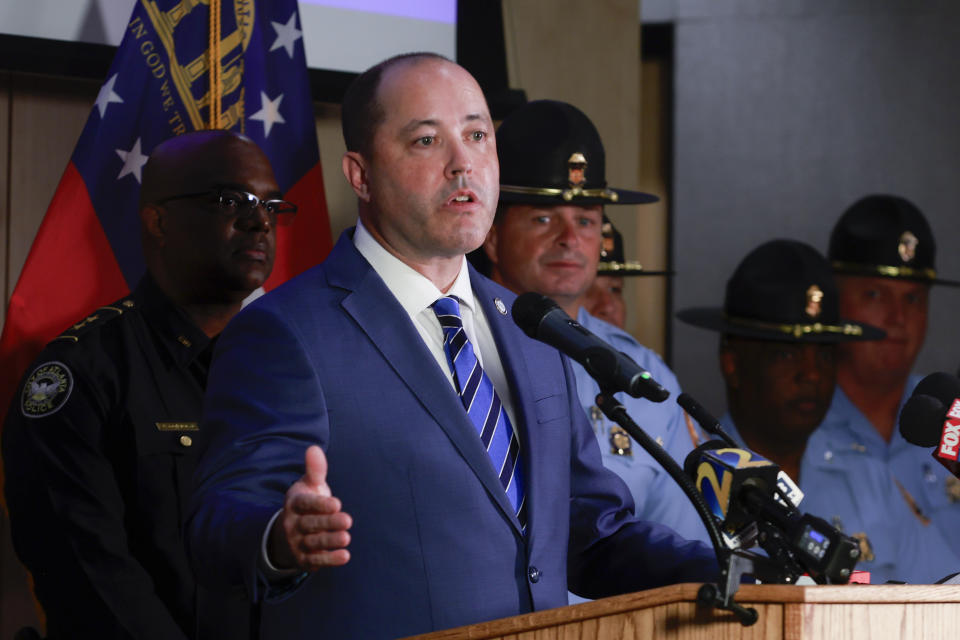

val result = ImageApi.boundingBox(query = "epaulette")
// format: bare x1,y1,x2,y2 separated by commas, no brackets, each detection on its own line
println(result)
51,299,137,343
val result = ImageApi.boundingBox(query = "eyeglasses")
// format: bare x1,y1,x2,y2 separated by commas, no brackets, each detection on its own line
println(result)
158,188,298,226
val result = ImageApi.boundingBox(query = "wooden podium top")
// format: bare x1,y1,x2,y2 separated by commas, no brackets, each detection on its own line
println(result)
406,584,960,640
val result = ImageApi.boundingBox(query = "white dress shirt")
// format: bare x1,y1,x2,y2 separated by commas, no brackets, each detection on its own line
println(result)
352,219,518,427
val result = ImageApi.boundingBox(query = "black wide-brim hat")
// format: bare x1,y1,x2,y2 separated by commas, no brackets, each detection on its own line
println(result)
829,194,960,287
598,217,672,277
677,239,885,343
497,100,659,206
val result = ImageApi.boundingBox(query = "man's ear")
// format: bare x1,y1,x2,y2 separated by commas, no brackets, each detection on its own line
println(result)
140,204,166,245
720,345,739,389
342,151,371,201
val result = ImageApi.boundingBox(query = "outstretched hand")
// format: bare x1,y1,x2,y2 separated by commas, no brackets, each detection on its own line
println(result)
268,445,352,571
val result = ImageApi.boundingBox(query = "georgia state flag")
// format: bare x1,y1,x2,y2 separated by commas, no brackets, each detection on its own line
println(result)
0,0,332,421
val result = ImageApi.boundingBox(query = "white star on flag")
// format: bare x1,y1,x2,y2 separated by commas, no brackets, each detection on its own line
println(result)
115,138,150,183
250,91,286,137
269,12,303,58
95,73,124,118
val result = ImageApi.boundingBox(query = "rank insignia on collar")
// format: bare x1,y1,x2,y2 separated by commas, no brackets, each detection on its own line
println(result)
946,476,960,503
567,152,587,187
72,313,100,331
609,425,632,457
898,230,918,263
805,284,824,319
21,361,74,418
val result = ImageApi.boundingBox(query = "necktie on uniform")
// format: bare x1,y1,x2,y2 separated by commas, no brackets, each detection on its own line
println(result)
431,295,526,528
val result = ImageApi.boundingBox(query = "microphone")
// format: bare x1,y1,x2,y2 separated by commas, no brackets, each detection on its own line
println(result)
899,372,960,479
683,442,860,583
677,393,738,447
678,394,804,508
683,442,780,533
511,292,669,402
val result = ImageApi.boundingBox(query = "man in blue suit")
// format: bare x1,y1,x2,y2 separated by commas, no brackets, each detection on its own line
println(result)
187,52,717,639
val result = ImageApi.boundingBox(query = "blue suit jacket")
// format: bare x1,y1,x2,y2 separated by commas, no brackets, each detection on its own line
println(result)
187,230,716,639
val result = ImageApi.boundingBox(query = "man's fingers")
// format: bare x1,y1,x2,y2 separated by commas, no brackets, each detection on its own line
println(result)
297,529,352,554
301,549,351,571
295,511,352,534
304,445,330,494
277,445,352,573
288,492,341,516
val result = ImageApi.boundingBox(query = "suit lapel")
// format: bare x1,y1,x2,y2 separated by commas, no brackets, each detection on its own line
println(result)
326,233,521,531
471,273,550,539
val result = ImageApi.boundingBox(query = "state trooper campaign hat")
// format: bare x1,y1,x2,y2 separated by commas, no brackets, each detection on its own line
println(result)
828,194,960,287
597,217,671,277
497,100,659,206
677,239,885,343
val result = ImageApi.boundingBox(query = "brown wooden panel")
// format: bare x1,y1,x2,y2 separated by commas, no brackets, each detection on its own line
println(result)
7,73,99,304
314,101,356,241
407,584,960,640
629,58,670,353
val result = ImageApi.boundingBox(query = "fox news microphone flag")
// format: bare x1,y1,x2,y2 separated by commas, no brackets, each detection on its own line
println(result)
0,0,332,421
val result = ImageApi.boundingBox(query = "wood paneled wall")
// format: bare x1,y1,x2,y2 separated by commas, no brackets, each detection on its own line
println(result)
502,0,669,354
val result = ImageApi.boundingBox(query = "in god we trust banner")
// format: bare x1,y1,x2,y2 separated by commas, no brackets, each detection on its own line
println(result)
0,0,332,422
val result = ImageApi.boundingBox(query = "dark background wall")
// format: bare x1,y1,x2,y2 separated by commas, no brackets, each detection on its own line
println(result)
664,1,960,415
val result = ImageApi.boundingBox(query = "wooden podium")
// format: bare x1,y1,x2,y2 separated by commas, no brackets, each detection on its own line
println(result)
406,584,960,640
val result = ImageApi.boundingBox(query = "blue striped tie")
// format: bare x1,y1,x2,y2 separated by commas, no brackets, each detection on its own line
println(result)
432,296,526,528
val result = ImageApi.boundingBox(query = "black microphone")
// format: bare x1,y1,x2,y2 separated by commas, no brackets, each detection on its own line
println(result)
677,393,738,447
511,292,669,402
899,372,960,479
678,394,805,507
683,442,860,583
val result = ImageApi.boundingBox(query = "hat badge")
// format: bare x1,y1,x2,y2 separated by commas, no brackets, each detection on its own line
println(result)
567,152,587,187
805,285,824,319
898,230,919,263
601,221,614,258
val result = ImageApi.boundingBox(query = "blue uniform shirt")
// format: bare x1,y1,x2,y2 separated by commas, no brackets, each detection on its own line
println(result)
798,377,960,583
718,411,949,584
572,309,709,543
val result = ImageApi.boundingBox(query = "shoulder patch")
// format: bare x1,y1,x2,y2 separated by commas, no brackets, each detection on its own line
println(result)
52,302,131,342
21,361,74,418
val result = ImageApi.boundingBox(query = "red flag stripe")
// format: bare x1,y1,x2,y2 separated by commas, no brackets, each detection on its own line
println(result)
265,162,333,290
0,162,129,423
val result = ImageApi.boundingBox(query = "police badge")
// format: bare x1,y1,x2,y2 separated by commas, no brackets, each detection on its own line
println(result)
851,532,875,563
21,361,74,418
945,475,960,503
609,425,633,457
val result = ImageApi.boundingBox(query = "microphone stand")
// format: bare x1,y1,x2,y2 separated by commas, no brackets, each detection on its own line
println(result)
595,391,789,626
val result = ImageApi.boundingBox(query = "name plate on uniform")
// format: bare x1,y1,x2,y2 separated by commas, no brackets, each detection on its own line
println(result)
155,422,199,431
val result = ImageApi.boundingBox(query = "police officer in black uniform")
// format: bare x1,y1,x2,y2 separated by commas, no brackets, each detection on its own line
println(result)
2,130,292,639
